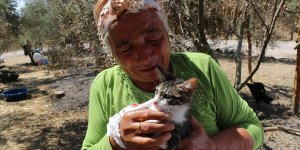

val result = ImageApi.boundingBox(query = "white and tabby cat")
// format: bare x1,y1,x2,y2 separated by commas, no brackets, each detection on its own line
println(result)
107,69,197,150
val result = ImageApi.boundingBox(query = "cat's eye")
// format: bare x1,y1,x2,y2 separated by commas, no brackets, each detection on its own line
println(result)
162,94,171,99
163,94,181,100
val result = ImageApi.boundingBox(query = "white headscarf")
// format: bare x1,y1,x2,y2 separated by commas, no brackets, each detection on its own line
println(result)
94,0,165,39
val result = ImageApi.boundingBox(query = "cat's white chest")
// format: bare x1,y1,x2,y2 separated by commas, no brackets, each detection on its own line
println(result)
151,95,190,124
170,105,189,124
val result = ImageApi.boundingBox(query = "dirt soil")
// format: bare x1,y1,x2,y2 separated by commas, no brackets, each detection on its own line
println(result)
0,52,299,150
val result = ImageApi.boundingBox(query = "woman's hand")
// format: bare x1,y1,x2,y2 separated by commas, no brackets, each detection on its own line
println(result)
118,109,175,150
179,116,254,150
179,116,216,150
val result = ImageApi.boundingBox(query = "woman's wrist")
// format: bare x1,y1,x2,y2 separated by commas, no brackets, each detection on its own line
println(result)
109,136,123,150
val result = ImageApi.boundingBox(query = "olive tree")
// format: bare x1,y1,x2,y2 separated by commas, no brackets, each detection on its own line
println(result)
0,0,19,55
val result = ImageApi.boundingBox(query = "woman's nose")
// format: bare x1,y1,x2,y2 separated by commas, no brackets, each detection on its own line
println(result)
133,42,153,62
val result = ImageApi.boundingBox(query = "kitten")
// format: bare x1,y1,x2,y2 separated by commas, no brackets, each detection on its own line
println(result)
153,76,197,150
107,69,197,150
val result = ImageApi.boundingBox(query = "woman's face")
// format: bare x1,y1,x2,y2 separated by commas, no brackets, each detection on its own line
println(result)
108,10,170,84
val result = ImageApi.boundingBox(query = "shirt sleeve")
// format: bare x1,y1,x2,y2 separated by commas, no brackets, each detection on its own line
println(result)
206,57,264,150
81,74,113,150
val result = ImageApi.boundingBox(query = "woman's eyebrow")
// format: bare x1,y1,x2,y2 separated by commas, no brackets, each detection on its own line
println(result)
144,27,161,34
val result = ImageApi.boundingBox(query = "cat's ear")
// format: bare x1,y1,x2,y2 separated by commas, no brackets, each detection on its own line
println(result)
177,77,198,93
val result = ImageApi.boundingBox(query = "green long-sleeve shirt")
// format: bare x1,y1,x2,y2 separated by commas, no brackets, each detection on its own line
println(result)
82,52,264,150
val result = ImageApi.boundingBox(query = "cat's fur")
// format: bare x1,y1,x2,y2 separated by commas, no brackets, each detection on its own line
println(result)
107,69,197,150
153,77,197,150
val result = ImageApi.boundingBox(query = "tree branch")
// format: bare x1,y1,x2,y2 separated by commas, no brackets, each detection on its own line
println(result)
245,0,269,30
237,0,286,91
282,9,300,14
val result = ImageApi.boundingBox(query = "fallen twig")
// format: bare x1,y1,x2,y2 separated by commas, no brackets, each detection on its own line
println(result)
292,114,300,120
264,126,300,133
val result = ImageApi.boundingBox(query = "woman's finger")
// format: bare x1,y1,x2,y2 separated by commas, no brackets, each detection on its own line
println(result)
138,121,174,134
129,132,171,148
125,109,171,122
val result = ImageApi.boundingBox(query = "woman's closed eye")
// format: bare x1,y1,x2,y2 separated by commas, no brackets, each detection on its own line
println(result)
119,44,132,54
145,31,162,44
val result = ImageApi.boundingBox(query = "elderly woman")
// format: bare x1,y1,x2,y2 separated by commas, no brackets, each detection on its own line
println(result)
82,0,264,149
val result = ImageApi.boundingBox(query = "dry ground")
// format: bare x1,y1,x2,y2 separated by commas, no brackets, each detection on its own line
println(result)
218,55,300,150
0,51,299,150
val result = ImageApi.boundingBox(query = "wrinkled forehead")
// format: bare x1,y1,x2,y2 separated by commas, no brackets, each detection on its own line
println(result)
108,10,165,40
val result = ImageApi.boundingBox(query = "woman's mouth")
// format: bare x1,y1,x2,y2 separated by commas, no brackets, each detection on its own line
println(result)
140,65,158,72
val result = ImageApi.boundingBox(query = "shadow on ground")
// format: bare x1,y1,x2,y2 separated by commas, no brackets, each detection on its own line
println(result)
241,84,300,150
240,83,296,128
0,111,87,150
26,120,87,150
47,72,94,111
241,86,293,121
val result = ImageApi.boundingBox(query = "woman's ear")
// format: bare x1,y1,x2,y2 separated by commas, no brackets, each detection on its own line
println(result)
177,77,198,93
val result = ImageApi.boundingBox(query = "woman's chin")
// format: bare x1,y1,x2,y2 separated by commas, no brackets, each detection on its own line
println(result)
141,71,163,81
128,69,164,85
132,74,161,84
138,75,161,83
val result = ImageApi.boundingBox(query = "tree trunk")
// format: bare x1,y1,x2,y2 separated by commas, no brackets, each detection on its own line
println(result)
234,21,244,89
197,0,218,62
246,16,253,82
292,47,300,115
291,1,300,41
198,0,209,47
290,24,294,41
247,30,252,80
